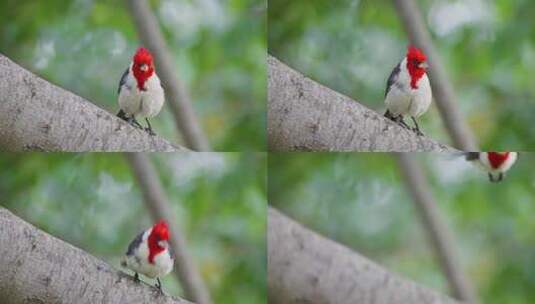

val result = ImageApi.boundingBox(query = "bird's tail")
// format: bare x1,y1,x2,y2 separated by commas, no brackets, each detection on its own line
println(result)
384,109,394,120
117,109,128,121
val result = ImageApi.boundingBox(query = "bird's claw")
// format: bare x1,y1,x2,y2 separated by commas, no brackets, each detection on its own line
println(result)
413,128,424,136
145,128,156,136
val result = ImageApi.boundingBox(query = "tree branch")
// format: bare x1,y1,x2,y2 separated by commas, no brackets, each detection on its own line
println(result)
125,153,213,304
395,154,479,303
0,207,193,304
0,53,183,152
126,0,210,151
392,0,477,151
267,56,455,152
268,207,460,304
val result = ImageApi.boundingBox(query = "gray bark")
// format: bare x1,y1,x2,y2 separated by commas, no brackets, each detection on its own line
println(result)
268,207,460,304
0,53,183,152
126,153,213,304
0,207,193,304
396,154,479,303
126,0,210,151
267,56,454,152
392,0,478,151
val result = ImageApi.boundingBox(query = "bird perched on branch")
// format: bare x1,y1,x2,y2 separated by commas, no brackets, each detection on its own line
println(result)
384,46,432,136
121,220,174,292
465,152,518,182
117,47,165,135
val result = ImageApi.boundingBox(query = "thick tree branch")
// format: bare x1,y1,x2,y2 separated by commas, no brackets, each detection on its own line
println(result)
126,0,210,151
393,0,477,151
268,56,454,152
126,153,213,304
268,207,460,304
396,154,479,303
0,53,183,152
0,207,193,304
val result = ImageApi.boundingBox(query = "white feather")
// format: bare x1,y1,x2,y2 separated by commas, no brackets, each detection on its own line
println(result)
123,228,174,279
118,64,165,119
384,58,432,118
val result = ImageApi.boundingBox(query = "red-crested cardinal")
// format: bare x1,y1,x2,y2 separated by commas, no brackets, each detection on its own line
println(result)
117,47,165,136
465,152,518,182
384,46,432,136
121,220,174,292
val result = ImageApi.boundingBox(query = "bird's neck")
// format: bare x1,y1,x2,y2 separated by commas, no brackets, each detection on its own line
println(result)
147,233,165,264
132,67,153,91
487,152,510,169
406,61,425,89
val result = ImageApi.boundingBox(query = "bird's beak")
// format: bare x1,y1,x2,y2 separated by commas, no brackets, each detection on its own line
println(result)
140,64,149,72
419,62,429,69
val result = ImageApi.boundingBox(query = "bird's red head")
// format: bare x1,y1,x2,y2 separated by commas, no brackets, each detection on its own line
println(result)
406,46,428,89
132,47,155,91
487,152,510,169
151,219,170,241
148,219,170,264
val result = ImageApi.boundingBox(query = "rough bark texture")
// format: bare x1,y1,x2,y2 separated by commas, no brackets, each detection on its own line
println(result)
127,0,210,151
396,154,479,303
268,56,454,152
0,53,183,152
0,207,193,304
126,153,213,304
393,0,478,151
268,207,460,304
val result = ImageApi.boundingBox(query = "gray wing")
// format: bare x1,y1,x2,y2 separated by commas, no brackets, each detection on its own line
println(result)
385,62,401,98
126,231,144,256
117,68,129,95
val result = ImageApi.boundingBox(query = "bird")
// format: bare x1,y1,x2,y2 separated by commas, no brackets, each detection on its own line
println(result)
117,47,165,136
384,45,432,136
465,152,518,182
121,220,174,292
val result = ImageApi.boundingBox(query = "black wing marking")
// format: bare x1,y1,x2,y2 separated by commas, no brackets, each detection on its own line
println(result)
117,68,129,95
385,62,401,98
126,231,144,256
465,152,480,161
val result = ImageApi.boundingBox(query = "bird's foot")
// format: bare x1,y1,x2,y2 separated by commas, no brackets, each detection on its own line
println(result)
413,127,424,136
145,127,156,136
134,272,140,283
155,278,163,294
127,117,143,130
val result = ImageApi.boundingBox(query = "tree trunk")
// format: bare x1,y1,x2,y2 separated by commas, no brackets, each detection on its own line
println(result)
396,153,479,303
126,0,210,151
267,56,454,152
268,207,460,304
125,153,213,304
0,53,183,152
0,207,193,304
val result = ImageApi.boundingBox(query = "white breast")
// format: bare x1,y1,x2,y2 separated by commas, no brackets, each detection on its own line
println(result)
124,229,174,279
385,58,432,118
118,66,165,119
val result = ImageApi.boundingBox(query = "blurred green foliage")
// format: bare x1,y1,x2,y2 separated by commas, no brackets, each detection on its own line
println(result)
0,152,267,304
269,0,535,150
269,152,535,303
0,0,266,151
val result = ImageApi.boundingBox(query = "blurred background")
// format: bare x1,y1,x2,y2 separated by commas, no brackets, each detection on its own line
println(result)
0,152,267,304
269,0,535,150
269,153,535,303
0,0,266,151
